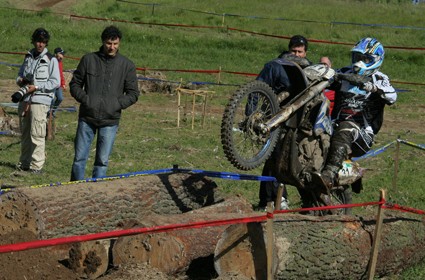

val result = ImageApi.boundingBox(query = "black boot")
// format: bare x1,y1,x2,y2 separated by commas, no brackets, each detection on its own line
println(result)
312,145,348,192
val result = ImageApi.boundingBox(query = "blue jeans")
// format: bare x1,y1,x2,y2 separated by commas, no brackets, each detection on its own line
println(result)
70,120,118,181
50,87,64,114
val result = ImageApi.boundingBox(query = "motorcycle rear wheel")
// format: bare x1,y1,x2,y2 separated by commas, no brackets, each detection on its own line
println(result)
221,80,281,170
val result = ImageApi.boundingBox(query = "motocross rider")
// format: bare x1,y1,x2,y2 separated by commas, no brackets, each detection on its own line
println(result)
313,37,397,191
256,35,312,210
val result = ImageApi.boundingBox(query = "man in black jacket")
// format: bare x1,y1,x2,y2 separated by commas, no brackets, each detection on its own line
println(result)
70,25,140,181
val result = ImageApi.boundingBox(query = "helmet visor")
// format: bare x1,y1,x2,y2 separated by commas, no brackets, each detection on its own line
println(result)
352,52,374,64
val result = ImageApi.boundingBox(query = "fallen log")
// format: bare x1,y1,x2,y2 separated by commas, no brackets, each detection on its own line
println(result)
6,172,222,239
0,173,224,279
214,213,425,279
111,196,256,275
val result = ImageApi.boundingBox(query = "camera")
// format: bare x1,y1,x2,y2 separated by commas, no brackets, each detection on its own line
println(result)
11,86,29,103
12,73,34,103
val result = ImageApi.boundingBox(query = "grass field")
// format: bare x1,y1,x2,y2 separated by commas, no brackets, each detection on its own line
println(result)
1,0,425,278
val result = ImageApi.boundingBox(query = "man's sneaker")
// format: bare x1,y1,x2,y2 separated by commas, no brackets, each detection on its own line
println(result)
29,169,43,174
280,197,289,210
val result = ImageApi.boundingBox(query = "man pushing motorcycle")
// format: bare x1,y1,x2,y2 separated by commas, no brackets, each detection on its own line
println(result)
312,37,397,191
256,35,312,210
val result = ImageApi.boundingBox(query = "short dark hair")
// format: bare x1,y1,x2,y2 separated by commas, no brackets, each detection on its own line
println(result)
288,35,308,51
101,26,122,42
31,28,50,44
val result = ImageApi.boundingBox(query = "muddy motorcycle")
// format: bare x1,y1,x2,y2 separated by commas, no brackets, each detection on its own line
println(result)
221,61,366,215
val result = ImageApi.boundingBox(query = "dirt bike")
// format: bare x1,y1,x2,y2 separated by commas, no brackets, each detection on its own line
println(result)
221,60,366,215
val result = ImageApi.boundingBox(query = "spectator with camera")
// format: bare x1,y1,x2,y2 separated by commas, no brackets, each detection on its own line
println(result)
14,27,60,174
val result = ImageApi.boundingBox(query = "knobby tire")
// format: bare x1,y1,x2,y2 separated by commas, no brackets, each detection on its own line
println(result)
221,80,281,170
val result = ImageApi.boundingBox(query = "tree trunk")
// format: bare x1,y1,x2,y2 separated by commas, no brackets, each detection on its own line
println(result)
214,213,425,280
111,196,255,275
10,172,223,239
68,240,110,279
1,173,229,279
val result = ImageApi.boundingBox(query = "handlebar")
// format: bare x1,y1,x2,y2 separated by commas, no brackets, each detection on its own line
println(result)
335,73,372,86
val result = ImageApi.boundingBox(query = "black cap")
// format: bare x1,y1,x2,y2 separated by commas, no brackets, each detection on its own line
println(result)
288,35,308,51
54,47,65,54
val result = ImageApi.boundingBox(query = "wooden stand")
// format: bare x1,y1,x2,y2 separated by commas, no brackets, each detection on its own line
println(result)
176,81,215,129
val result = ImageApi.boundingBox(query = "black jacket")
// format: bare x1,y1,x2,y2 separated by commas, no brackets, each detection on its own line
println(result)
70,47,140,127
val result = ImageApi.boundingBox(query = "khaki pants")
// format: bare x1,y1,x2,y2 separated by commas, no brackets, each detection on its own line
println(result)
18,103,50,170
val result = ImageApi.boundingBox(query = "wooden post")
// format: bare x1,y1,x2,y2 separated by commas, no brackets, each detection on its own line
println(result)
266,202,274,280
367,189,386,280
217,66,222,84
221,13,225,27
151,3,156,16
392,137,400,194
47,109,54,141
275,183,284,211
191,93,196,130
177,79,182,128
177,90,181,128
202,93,207,128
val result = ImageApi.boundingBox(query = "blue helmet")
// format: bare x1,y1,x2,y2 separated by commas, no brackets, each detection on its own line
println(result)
351,37,384,76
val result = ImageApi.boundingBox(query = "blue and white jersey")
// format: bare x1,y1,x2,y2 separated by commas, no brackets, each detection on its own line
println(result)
332,67,397,134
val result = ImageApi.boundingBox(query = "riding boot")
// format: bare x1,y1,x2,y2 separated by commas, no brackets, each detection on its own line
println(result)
312,144,348,191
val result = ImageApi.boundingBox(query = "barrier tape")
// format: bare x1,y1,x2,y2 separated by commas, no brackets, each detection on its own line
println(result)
0,214,267,253
398,139,425,151
1,55,423,87
0,167,277,194
0,131,16,135
352,141,396,161
384,203,425,215
70,14,222,30
1,7,425,51
353,139,425,161
0,102,77,112
3,197,424,255
1,138,424,193
115,1,425,32
3,4,424,33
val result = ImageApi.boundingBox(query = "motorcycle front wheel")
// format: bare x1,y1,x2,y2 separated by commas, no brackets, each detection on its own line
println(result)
221,80,281,170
